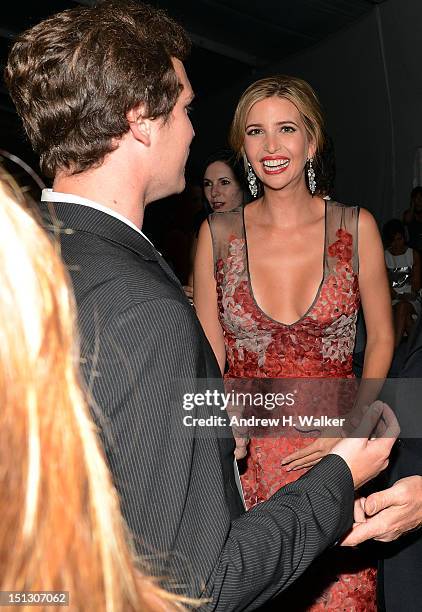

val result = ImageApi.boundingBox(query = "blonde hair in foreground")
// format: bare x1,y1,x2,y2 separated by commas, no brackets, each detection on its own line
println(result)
229,75,326,170
0,181,185,611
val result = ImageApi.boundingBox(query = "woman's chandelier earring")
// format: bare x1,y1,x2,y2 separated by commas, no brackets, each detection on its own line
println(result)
307,157,316,195
247,162,258,198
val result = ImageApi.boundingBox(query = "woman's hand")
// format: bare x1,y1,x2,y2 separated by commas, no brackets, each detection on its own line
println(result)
234,436,249,460
281,436,342,471
183,285,194,303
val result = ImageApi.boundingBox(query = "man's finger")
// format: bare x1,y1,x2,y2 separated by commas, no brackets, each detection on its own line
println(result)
340,518,382,546
364,486,399,516
353,497,366,523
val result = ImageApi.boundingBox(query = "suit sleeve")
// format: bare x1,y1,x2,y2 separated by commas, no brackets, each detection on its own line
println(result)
207,453,354,610
82,297,353,610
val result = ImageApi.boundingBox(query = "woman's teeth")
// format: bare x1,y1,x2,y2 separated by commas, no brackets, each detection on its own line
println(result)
263,159,290,168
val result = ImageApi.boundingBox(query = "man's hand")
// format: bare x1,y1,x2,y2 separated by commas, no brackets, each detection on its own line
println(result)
352,495,367,524
329,401,399,489
341,476,422,545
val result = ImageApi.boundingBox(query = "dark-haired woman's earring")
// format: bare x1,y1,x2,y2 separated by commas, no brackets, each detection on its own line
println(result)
247,162,258,197
307,158,316,195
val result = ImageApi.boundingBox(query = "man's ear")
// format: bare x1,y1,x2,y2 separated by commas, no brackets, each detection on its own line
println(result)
127,106,152,147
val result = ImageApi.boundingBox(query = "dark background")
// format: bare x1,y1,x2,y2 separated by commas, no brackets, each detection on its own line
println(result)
0,0,420,222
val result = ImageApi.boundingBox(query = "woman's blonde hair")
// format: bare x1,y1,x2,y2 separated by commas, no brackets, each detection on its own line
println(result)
0,178,186,611
229,75,326,171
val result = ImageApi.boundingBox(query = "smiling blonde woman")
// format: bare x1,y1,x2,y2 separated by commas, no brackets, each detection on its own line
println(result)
194,74,394,611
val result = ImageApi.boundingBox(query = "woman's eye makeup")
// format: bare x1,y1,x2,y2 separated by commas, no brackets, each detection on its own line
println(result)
203,179,231,187
246,128,262,136
246,124,297,136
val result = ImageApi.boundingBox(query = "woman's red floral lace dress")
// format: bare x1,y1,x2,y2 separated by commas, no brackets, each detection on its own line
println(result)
208,201,376,611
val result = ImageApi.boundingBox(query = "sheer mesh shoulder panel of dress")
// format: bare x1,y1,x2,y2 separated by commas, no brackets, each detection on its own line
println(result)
325,202,360,276
208,206,244,277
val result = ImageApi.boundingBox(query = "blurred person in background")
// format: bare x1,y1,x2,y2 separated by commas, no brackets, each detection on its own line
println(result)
403,186,422,257
203,149,247,213
344,311,422,612
383,218,421,348
0,175,185,612
184,149,248,300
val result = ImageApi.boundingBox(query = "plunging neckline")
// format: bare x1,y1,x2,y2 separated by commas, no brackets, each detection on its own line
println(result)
241,201,327,328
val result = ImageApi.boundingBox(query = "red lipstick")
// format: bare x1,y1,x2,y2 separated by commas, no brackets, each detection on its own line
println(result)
260,156,290,175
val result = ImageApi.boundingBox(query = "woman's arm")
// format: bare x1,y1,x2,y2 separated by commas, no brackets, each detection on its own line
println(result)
193,221,226,373
182,236,198,302
282,208,394,471
359,208,394,378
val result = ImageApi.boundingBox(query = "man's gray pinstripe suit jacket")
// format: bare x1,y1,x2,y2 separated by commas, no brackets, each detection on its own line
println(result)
41,201,354,611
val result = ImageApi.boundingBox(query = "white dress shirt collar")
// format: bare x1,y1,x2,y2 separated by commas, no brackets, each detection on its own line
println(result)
41,188,154,247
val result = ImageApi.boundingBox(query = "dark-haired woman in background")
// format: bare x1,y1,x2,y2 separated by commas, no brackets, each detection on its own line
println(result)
202,149,247,214
184,150,248,299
